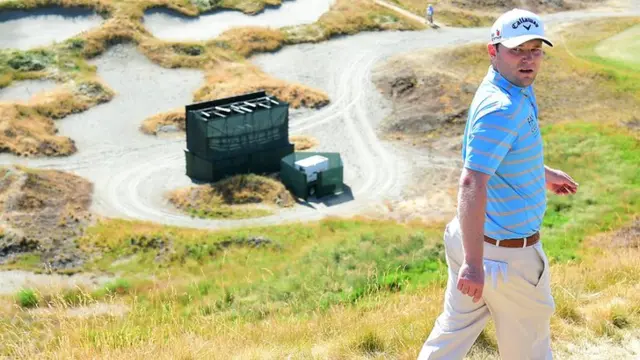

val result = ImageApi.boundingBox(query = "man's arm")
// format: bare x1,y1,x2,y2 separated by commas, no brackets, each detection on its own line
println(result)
456,167,491,303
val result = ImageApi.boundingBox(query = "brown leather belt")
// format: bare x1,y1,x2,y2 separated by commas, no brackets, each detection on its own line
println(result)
484,232,540,248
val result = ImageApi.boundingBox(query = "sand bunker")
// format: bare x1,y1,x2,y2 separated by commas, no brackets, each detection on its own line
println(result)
143,0,336,42
0,79,59,103
0,7,103,50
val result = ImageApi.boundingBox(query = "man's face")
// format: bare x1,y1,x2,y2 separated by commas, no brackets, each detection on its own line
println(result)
489,39,544,87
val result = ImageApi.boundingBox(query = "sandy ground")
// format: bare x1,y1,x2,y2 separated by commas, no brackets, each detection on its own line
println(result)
143,0,336,42
0,79,59,103
0,2,639,231
0,270,113,295
0,7,103,50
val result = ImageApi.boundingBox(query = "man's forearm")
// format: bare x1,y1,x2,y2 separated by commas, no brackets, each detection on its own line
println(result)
457,171,488,265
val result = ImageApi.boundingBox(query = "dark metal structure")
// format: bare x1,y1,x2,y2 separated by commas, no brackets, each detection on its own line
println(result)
184,91,294,182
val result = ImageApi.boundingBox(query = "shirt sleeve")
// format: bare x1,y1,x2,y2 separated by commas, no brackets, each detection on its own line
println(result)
464,111,518,176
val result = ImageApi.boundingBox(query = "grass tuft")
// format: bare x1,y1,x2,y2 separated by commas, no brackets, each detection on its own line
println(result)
16,288,39,308
167,174,295,219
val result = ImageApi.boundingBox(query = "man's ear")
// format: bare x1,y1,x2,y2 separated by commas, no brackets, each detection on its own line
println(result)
487,43,497,59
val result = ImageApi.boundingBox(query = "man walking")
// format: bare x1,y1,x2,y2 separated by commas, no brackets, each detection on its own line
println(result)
425,4,434,25
418,8,578,360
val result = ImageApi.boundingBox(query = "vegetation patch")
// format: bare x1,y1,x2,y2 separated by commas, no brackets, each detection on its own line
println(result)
0,79,114,156
540,122,639,262
290,135,318,151
140,108,184,135
0,165,94,270
193,60,330,108
167,174,295,219
2,217,638,358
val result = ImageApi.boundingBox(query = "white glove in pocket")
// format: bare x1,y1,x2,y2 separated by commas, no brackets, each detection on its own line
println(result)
483,259,508,289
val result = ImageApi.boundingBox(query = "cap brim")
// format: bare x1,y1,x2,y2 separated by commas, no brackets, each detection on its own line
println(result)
500,35,554,48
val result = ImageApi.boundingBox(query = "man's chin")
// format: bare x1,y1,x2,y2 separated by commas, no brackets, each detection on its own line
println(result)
516,76,536,87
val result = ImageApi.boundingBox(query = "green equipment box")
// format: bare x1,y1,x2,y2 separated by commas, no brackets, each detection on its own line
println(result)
280,152,344,200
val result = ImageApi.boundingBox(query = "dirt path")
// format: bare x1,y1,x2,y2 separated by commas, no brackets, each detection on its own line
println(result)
373,0,446,28
1,3,639,230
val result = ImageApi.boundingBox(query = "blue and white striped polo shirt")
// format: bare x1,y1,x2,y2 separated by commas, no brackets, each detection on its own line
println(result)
461,66,546,240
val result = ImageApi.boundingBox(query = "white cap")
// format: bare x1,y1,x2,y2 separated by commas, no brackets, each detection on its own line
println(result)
489,9,553,48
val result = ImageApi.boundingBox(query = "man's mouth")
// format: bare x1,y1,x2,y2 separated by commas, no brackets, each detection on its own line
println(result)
519,69,534,74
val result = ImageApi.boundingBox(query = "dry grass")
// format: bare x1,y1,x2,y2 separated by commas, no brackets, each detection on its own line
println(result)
0,79,114,156
140,108,184,135
1,230,638,359
193,60,330,108
0,103,76,156
167,174,295,219
290,135,318,151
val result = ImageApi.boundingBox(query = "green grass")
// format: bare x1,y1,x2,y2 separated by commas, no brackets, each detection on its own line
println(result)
594,24,640,70
16,289,39,308
541,122,639,262
76,218,447,318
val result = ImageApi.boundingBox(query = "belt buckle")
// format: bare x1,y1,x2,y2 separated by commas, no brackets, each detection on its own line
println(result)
522,237,528,248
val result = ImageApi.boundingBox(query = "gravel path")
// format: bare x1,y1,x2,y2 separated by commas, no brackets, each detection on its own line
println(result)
143,0,336,42
0,7,103,50
1,2,639,230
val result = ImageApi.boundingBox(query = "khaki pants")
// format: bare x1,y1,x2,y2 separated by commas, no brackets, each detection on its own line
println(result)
418,217,555,360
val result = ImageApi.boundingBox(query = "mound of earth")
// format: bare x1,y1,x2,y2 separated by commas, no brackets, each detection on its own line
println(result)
0,166,94,269
168,174,295,219
371,49,476,150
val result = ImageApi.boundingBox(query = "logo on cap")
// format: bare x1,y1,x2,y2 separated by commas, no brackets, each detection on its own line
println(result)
512,17,539,31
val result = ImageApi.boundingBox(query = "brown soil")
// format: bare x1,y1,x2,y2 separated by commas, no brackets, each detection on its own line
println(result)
0,166,94,269
371,49,475,148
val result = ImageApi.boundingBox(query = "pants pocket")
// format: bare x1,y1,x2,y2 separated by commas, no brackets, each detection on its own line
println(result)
533,244,549,289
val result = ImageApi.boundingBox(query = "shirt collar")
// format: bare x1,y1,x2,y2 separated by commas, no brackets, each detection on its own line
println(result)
485,66,529,97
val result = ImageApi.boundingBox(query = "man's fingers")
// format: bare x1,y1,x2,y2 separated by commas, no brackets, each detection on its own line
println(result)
461,284,470,295
472,287,483,303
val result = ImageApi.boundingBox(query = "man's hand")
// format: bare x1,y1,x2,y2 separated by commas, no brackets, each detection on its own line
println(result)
457,261,484,303
545,166,578,196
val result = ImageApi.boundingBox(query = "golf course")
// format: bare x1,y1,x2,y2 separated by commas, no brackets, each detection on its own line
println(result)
0,1,639,359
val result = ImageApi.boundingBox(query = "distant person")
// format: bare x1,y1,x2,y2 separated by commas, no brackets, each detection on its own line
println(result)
417,8,579,360
425,4,434,25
